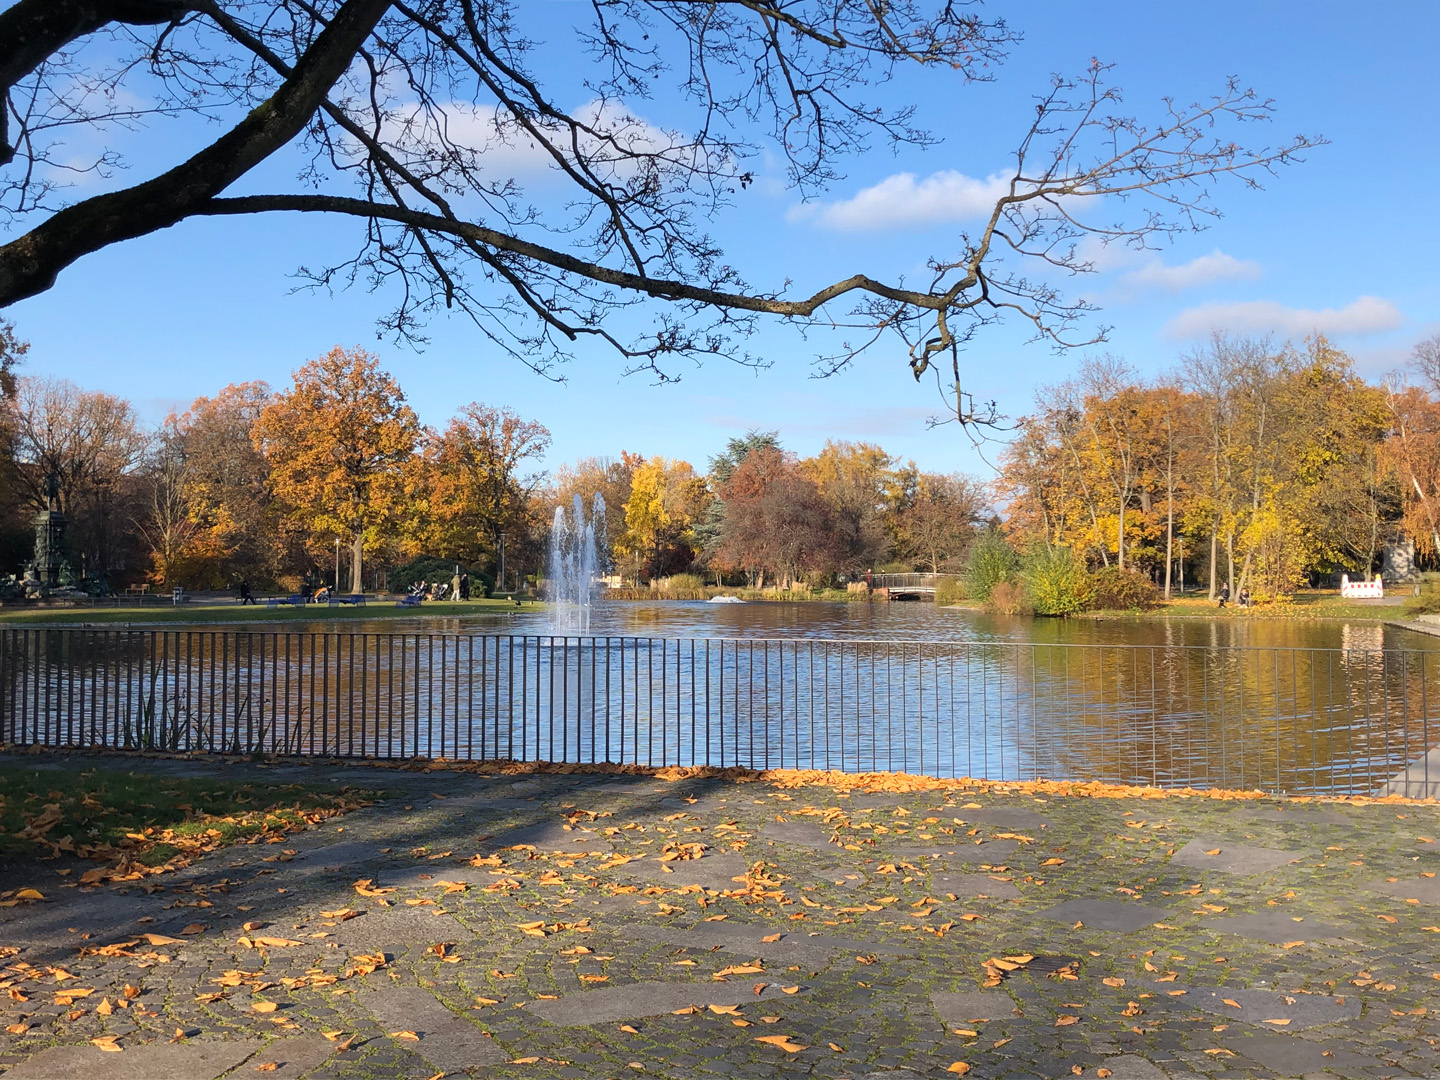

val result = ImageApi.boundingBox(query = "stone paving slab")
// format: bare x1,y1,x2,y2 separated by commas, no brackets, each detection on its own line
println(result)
888,838,1019,862
616,852,750,891
1037,898,1172,933
485,821,614,853
623,920,912,962
234,1035,336,1080
1172,985,1361,1028
928,872,1021,899
1198,911,1344,944
761,820,837,849
1231,805,1353,827
524,980,810,1026
1367,873,1440,904
322,904,467,948
930,990,1015,1023
1168,837,1300,876
1093,1054,1173,1078
1222,1033,1384,1078
2,1039,263,1079
938,805,1052,829
356,986,507,1070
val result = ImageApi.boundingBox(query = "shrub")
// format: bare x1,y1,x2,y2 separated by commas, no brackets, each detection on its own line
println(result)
1020,546,1090,616
1087,566,1160,611
663,573,706,592
988,580,1033,616
1403,590,1440,618
934,578,967,605
963,528,1019,604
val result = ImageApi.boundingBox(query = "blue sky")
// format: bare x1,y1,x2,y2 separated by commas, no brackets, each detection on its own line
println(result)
7,1,1438,479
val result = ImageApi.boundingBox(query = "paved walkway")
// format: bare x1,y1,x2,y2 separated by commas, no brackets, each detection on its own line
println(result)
2,753,1440,1079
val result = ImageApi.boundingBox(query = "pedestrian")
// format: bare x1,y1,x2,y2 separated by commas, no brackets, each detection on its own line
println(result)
451,567,462,602
1239,586,1251,609
1218,583,1230,608
459,571,470,601
238,580,254,606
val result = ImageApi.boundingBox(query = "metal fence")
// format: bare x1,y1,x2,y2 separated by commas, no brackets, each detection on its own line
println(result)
1,627,1436,795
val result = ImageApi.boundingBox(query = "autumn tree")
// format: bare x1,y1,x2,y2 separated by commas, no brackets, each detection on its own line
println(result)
423,403,550,570
169,381,281,587
619,456,706,582
0,4,1315,419
4,374,147,577
134,417,193,586
254,347,420,594
893,471,987,572
800,441,896,572
712,447,840,588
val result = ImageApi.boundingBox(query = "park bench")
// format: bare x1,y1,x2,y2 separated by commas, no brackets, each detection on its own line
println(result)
395,594,422,608
327,594,367,607
265,595,307,609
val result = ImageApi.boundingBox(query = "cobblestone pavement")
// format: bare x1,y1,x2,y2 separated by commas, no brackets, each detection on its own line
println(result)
3,753,1440,1079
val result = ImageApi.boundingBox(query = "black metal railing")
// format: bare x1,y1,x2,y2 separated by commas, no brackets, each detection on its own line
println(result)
1,627,1435,795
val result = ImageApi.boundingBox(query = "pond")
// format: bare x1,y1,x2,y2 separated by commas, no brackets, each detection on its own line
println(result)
245,598,1437,653
5,601,1439,795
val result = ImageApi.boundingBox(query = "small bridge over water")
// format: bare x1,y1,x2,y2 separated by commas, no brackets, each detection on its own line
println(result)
869,573,959,600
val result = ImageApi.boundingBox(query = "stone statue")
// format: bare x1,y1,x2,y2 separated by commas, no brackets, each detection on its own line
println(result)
32,471,67,589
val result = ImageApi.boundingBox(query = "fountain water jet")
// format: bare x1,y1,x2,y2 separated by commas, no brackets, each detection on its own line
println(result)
547,493,607,632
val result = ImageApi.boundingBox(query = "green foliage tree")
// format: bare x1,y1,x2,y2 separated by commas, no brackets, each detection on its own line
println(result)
1021,545,1091,616
963,527,1020,604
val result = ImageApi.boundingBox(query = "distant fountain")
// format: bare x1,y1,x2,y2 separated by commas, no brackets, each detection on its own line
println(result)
547,493,607,633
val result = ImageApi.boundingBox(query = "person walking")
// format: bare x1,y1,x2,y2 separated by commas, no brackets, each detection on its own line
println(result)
1218,583,1230,608
459,572,471,601
238,580,254,606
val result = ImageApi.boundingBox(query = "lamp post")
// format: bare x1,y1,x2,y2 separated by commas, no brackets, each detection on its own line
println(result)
498,531,506,594
334,537,341,592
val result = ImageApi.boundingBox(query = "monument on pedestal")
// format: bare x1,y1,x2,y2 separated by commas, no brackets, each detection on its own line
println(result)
31,471,67,589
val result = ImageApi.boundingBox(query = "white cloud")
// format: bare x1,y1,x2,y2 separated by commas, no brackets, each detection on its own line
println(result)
388,99,702,182
789,170,1009,230
1164,296,1404,339
1120,250,1262,292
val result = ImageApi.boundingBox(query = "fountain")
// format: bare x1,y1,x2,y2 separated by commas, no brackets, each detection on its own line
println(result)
547,493,607,632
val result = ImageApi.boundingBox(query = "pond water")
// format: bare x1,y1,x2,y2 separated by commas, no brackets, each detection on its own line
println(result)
7,602,1438,794
248,598,1436,652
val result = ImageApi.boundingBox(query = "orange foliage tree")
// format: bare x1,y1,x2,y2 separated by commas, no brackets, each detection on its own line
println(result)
253,348,420,594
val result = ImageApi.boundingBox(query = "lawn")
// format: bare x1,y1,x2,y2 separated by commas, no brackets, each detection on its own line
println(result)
0,763,375,876
0,597,537,626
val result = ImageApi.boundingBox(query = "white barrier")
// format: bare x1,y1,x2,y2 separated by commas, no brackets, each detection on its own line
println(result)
1340,573,1384,599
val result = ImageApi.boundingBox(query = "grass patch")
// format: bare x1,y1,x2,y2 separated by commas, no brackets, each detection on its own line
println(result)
0,597,536,626
0,764,374,879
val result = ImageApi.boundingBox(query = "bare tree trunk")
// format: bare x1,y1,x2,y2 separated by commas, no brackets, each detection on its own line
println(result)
1208,526,1219,601
1117,500,1126,570
1226,532,1236,597
351,534,363,595
1164,496,1173,599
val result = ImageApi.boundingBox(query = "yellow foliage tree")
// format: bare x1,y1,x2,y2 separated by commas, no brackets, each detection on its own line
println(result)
253,347,420,594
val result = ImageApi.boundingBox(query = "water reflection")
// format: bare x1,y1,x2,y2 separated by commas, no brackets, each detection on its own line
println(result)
3,617,1437,795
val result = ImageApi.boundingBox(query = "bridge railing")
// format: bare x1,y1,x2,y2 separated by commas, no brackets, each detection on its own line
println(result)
1,626,1436,795
870,573,959,590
